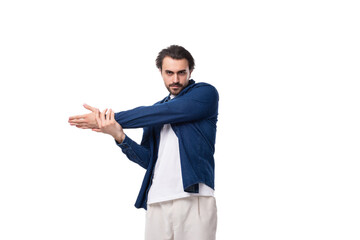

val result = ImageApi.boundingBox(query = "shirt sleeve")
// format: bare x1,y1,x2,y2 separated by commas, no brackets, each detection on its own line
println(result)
114,83,219,129
116,127,152,169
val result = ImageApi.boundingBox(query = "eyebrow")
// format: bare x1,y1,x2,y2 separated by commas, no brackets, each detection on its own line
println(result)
165,69,187,73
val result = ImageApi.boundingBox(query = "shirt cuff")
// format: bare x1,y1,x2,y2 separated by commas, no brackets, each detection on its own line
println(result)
115,134,130,149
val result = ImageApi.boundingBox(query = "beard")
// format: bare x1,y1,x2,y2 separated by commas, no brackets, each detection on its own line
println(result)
167,83,185,95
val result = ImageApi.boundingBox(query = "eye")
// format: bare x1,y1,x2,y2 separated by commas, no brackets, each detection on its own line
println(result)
165,70,173,75
178,70,187,75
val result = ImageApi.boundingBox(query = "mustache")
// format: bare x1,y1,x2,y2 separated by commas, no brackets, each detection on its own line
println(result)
170,83,183,87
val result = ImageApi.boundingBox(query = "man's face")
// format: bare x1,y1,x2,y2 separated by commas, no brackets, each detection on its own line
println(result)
160,56,192,96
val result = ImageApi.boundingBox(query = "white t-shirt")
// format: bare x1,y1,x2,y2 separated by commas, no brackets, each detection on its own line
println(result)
147,95,214,205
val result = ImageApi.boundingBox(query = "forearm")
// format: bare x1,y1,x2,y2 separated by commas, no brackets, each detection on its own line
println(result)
116,134,150,169
114,84,219,129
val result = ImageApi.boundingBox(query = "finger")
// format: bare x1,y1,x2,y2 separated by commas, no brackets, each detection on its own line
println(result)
101,109,107,123
105,109,111,123
83,104,97,112
75,125,90,129
108,109,113,121
68,114,86,120
92,128,102,132
73,123,89,127
68,119,87,124
95,109,101,128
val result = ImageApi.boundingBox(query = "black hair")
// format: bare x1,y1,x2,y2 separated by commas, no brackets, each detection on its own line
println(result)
156,45,195,71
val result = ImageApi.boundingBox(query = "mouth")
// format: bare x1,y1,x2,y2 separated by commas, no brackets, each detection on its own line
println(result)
170,84,182,89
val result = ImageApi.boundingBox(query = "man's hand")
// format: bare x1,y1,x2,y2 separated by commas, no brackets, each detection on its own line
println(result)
93,108,125,143
68,104,100,129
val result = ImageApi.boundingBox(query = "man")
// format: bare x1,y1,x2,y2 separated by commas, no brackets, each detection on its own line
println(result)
68,45,219,240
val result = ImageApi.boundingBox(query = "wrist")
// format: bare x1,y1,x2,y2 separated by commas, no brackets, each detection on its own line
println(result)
114,132,125,144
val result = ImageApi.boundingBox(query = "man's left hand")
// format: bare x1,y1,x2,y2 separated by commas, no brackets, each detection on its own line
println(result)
68,104,99,129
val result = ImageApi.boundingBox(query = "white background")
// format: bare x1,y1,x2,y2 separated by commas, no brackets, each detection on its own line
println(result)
1,0,359,239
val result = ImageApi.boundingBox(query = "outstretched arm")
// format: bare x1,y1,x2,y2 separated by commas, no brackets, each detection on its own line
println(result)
115,84,219,129
69,83,218,130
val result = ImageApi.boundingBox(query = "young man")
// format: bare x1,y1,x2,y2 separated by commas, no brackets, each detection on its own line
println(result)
69,45,219,240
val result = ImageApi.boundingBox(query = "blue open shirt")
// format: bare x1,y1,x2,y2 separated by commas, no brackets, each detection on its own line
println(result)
114,80,219,210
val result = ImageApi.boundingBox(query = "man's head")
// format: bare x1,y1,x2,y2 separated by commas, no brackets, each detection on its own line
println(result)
156,45,195,95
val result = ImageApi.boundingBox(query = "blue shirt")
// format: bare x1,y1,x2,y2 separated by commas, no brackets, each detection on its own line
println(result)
114,80,219,210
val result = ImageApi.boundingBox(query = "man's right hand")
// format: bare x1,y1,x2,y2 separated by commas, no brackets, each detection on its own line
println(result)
92,108,125,143
68,104,100,129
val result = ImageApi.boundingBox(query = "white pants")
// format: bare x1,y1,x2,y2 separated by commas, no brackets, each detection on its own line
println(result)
145,196,217,240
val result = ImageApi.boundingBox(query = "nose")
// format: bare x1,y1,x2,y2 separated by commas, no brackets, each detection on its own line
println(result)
172,73,180,83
